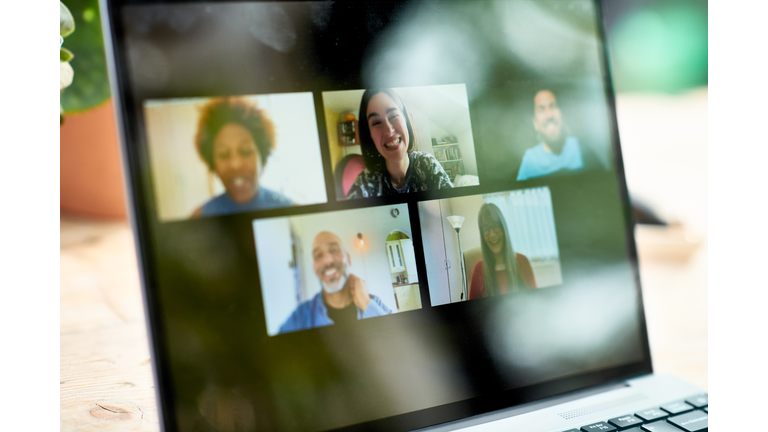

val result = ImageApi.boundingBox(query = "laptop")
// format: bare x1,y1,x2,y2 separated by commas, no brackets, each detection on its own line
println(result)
100,0,708,431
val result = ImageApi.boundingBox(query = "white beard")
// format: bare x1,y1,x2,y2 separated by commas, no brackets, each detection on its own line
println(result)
320,257,350,294
321,272,348,294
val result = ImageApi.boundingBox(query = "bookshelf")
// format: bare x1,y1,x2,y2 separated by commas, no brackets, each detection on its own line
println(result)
431,139,465,179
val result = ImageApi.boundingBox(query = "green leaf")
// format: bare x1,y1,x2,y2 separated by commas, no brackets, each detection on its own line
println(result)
60,48,74,62
60,0,111,113
60,2,75,38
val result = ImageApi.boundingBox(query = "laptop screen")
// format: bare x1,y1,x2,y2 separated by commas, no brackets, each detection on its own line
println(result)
106,0,651,430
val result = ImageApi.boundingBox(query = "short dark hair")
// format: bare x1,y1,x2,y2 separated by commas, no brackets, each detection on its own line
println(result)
195,97,276,171
358,89,415,172
533,89,556,106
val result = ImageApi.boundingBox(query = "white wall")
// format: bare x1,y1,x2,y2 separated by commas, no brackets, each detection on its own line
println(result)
253,218,299,336
254,204,414,335
456,128,478,176
145,92,327,221
408,107,433,154
427,120,449,143
260,93,327,204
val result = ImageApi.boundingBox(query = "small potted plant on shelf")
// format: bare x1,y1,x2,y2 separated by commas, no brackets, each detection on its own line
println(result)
60,0,126,219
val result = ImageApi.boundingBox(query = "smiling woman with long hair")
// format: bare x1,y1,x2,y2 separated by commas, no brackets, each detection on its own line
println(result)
469,203,528,299
192,97,292,217
345,88,453,199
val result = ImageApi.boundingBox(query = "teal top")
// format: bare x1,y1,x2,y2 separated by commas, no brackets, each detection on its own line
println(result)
516,137,584,181
199,187,292,217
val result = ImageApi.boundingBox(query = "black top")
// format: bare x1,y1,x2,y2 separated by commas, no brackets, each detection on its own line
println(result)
324,296,358,325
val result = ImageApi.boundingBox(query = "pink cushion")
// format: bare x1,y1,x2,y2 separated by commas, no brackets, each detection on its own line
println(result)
341,156,366,196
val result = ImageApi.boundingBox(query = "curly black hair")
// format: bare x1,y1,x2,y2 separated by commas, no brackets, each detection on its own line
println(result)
357,89,415,172
195,97,276,171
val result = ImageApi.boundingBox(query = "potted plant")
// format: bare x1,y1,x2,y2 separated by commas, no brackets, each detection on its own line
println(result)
60,0,126,219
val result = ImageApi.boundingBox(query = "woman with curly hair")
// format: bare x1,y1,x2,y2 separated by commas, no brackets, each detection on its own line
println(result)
193,97,292,217
345,89,453,199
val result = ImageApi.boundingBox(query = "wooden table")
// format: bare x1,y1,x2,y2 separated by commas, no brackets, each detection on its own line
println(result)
60,90,708,431
61,218,159,432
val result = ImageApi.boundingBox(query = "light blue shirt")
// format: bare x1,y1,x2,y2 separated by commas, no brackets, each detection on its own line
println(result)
199,187,293,217
516,137,584,181
279,291,392,334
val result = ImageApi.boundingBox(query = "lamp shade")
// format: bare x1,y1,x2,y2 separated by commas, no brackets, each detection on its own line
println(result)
447,215,465,229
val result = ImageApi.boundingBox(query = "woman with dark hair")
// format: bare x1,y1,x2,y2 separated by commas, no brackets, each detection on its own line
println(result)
193,97,292,217
346,89,453,199
468,203,531,299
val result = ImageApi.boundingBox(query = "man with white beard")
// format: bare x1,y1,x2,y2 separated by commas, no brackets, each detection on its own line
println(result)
279,231,392,334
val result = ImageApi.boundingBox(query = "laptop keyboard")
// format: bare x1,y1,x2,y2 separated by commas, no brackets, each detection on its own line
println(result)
561,394,708,432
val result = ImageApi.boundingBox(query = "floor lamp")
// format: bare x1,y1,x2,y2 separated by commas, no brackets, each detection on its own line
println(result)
446,215,467,301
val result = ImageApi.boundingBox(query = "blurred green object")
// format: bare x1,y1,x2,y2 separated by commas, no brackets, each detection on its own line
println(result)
60,0,111,114
607,0,708,93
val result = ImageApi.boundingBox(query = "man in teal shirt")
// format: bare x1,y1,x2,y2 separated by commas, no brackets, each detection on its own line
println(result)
279,231,391,334
517,90,592,181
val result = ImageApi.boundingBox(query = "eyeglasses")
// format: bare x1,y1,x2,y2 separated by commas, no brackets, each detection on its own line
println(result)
481,225,503,236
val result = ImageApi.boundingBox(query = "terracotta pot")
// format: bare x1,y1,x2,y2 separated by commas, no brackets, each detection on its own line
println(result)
60,99,127,219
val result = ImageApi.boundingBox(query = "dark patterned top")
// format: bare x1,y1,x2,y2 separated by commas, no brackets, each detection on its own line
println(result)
346,151,453,199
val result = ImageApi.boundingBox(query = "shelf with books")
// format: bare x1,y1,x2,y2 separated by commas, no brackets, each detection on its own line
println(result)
431,138,465,179
431,143,463,163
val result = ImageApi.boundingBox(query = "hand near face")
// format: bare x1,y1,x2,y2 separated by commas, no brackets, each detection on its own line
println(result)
347,274,371,312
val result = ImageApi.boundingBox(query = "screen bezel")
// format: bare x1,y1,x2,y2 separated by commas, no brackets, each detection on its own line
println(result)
99,0,653,430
